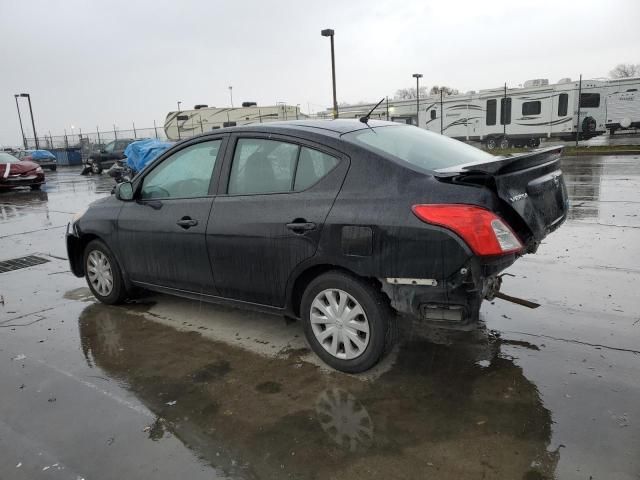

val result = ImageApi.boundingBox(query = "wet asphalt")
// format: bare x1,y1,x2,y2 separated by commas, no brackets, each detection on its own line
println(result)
0,155,639,480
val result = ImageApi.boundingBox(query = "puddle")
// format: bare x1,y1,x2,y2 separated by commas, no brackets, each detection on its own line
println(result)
77,303,558,479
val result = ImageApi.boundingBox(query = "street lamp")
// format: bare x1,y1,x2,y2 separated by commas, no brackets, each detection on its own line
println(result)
16,93,39,149
13,95,27,148
176,101,182,140
228,86,233,108
412,73,423,126
321,28,338,119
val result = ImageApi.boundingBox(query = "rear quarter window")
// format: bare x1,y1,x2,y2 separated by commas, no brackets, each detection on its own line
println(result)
343,125,494,171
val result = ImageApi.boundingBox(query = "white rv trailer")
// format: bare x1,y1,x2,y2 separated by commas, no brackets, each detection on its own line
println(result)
335,78,618,149
604,77,640,133
164,104,307,141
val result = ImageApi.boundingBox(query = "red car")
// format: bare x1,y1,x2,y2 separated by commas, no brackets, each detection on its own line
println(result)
0,152,45,190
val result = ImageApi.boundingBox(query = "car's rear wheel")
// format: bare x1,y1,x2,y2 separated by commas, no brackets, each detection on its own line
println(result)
50,165,57,171
91,161,103,174
498,136,510,149
83,239,126,304
301,271,396,373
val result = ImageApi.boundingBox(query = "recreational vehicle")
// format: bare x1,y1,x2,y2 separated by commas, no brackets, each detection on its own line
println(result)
605,77,640,133
336,78,632,149
164,104,307,141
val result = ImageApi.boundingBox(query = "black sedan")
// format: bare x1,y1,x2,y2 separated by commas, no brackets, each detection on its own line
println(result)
66,120,568,372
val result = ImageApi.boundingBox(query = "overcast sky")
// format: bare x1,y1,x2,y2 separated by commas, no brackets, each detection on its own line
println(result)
0,0,638,146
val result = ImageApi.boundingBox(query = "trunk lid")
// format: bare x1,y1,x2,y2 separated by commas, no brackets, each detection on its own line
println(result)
435,146,568,246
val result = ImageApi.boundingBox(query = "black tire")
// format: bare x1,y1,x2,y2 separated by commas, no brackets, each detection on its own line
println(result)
485,137,497,150
30,184,41,190
50,165,57,171
300,271,396,373
83,239,127,304
498,136,510,149
527,137,540,148
91,161,103,174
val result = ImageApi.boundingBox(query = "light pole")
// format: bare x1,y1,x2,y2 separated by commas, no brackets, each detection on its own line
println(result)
13,94,27,148
176,101,182,140
321,29,338,119
17,93,39,148
412,73,423,126
228,86,233,108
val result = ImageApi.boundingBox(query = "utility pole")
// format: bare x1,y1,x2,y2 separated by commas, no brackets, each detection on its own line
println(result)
576,74,582,150
440,88,444,134
229,86,233,108
386,96,389,121
321,29,338,118
14,95,27,148
412,73,423,126
503,82,507,139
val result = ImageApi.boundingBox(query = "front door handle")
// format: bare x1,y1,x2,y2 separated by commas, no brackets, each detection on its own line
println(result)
177,217,198,229
286,221,316,233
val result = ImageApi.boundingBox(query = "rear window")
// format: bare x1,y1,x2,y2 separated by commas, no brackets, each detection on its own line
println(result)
343,125,494,171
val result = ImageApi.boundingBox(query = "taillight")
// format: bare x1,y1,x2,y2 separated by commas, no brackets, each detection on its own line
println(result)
412,204,523,256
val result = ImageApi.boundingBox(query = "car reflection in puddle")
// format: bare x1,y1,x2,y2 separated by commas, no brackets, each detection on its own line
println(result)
78,303,559,479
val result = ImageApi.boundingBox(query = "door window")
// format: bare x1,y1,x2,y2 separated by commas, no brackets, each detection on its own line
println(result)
228,139,339,194
294,147,339,190
140,140,221,199
228,139,299,194
557,93,568,116
486,99,496,125
103,141,116,153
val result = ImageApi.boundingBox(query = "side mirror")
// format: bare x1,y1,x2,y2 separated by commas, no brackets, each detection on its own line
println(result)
115,181,134,201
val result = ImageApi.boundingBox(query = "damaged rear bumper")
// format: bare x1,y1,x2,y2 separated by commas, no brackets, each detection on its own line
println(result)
379,255,515,329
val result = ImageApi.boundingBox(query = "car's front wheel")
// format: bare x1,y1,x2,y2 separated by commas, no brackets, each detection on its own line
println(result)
83,239,127,304
301,271,396,373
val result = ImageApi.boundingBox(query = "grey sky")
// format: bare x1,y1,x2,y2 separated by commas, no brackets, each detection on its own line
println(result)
1,0,638,146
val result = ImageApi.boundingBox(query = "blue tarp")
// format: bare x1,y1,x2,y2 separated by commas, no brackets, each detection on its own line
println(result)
30,149,56,160
124,139,172,173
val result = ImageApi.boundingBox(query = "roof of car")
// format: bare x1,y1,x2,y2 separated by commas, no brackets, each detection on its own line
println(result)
202,119,399,138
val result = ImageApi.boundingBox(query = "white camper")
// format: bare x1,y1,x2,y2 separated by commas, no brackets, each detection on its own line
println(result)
164,104,307,141
336,78,614,149
605,77,640,134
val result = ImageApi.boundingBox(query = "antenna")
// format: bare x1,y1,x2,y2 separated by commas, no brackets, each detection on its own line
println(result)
359,98,385,124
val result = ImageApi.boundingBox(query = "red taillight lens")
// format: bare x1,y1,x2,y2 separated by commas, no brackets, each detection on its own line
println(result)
412,204,523,256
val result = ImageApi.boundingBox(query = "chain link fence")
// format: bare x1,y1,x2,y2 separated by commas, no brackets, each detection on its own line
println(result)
23,125,168,162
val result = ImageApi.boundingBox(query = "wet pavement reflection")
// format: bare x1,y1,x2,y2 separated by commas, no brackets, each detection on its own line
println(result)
78,303,557,479
1,158,639,479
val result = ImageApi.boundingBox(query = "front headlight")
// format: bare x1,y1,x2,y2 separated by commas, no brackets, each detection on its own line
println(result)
72,206,88,224
35,166,43,173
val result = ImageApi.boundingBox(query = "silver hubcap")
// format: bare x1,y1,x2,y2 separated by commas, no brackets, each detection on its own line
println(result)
310,289,370,360
87,250,113,297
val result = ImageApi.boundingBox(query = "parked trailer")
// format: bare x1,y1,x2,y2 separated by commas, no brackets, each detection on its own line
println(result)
164,104,307,141
605,77,640,134
336,78,622,149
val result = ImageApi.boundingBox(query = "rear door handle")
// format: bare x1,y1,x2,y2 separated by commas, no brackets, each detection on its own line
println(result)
176,217,198,229
286,221,316,233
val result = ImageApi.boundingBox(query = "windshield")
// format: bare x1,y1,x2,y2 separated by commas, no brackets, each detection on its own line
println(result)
343,125,494,171
0,152,20,163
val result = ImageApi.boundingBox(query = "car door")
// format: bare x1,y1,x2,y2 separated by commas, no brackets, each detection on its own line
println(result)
117,136,227,294
207,134,348,306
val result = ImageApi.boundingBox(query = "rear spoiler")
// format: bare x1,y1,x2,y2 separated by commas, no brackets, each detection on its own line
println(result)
434,146,564,177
